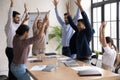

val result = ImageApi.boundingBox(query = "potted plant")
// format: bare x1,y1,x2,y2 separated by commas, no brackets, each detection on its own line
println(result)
94,50,100,58
49,26,62,53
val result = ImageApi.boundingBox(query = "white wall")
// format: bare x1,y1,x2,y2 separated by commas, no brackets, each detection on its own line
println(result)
0,0,91,74
70,0,91,21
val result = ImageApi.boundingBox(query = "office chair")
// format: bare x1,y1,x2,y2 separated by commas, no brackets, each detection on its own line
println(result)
115,62,120,74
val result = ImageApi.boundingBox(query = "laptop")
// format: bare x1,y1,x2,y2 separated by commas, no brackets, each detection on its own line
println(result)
78,69,102,76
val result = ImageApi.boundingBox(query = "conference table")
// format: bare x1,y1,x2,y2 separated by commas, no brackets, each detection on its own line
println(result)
27,54,120,80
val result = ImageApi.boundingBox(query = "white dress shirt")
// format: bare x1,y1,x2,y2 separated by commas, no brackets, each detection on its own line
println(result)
5,7,25,48
55,7,80,47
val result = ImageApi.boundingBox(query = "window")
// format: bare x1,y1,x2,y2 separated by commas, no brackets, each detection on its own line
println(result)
92,0,103,3
104,0,109,1
105,4,110,21
93,7,101,51
91,0,120,52
111,3,117,21
93,0,98,3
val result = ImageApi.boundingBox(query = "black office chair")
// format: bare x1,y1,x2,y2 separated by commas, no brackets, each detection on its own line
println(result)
91,55,98,66
0,75,8,80
115,62,120,74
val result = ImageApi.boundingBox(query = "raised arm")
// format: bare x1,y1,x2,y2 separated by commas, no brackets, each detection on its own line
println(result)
39,12,49,37
44,11,50,34
21,13,29,24
75,0,94,41
53,0,65,26
66,1,78,31
19,3,28,25
6,0,14,28
75,0,93,31
32,8,40,33
73,8,80,25
99,22,107,47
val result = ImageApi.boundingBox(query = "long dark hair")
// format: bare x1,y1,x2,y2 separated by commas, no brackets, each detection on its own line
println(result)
106,37,120,67
105,37,118,52
16,24,29,36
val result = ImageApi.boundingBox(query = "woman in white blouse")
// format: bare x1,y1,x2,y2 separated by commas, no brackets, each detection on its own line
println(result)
99,22,118,71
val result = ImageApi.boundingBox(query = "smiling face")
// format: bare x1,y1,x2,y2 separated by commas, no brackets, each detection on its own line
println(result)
13,11,21,24
77,20,85,31
13,14,20,24
37,19,43,29
64,13,69,24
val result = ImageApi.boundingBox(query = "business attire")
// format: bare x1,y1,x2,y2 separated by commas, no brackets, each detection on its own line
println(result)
11,34,40,80
4,7,25,80
102,46,116,71
67,11,94,63
55,7,80,57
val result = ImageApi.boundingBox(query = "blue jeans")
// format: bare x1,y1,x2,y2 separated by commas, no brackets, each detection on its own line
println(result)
11,63,31,80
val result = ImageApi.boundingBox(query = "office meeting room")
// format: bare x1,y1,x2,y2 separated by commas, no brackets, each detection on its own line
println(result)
0,0,120,80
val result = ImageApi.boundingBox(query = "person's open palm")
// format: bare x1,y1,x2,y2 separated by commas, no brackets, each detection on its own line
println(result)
53,0,59,7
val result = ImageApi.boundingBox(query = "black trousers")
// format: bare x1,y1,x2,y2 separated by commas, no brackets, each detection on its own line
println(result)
5,47,17,80
62,47,72,57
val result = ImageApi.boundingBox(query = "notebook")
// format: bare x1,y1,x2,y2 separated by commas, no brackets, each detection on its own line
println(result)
78,69,102,76
42,64,56,72
28,57,42,62
64,60,79,67
45,52,56,56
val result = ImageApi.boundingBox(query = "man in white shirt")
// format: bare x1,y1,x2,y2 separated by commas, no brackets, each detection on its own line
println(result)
4,0,28,80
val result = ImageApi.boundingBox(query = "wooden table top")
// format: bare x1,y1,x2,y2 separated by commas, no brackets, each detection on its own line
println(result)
27,55,120,80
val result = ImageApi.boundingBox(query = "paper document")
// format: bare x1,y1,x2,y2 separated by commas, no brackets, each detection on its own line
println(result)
28,57,39,61
57,57,73,62
71,66,102,72
45,55,60,58
28,57,42,62
30,65,47,71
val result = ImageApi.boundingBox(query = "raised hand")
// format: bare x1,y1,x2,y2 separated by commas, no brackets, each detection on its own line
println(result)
101,22,107,29
33,8,40,26
22,13,29,24
44,10,50,22
66,0,70,14
75,0,84,12
53,0,59,7
10,0,14,7
25,13,29,21
36,8,40,16
75,0,81,7
24,3,27,13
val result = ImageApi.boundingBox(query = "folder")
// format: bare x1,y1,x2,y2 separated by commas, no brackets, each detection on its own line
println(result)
78,69,102,76
42,64,56,72
45,52,56,56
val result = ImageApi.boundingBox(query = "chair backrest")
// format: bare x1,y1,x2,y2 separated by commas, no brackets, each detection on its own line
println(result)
114,53,120,68
0,75,8,80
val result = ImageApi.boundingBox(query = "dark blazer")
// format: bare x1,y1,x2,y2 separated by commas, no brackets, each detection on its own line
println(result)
68,11,95,60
